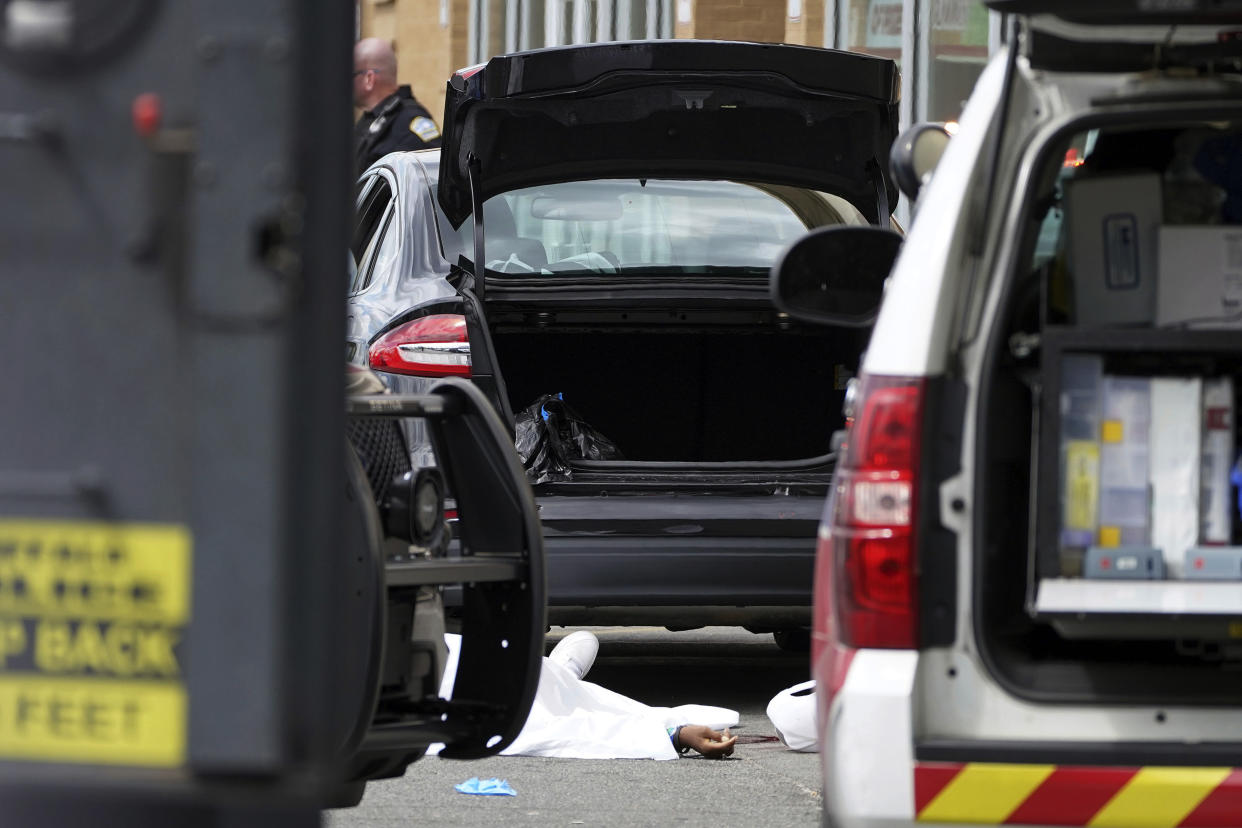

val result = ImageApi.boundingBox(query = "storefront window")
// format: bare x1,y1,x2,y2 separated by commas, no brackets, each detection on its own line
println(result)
927,0,989,122
846,0,902,69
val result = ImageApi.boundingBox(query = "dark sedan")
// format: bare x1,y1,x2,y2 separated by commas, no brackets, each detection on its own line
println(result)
348,40,900,647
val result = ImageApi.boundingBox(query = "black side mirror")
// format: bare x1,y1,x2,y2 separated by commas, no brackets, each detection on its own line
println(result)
890,122,953,202
769,226,901,327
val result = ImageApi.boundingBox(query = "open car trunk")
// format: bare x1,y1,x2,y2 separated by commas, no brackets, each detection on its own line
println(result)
434,38,897,480
973,112,1242,707
487,306,869,468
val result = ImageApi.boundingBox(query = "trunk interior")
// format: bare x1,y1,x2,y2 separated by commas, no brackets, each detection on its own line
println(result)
975,119,1242,705
489,311,870,465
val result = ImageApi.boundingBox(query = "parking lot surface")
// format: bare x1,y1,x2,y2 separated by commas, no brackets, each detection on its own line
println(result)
328,626,819,827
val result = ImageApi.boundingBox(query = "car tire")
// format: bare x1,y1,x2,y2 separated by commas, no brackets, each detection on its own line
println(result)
321,781,368,810
773,628,811,653
333,443,387,758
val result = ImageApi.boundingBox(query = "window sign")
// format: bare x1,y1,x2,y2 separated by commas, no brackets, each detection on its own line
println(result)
848,0,901,65
931,0,988,48
928,0,990,122
865,0,901,49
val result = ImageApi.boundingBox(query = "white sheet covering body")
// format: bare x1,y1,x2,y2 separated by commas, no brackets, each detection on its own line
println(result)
432,634,738,760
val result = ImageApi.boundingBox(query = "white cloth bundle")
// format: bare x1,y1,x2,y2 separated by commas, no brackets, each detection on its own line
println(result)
765,679,818,752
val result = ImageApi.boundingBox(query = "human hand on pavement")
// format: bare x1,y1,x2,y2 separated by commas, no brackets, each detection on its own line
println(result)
677,725,737,759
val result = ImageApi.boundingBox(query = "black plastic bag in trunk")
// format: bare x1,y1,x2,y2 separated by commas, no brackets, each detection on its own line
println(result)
514,393,625,484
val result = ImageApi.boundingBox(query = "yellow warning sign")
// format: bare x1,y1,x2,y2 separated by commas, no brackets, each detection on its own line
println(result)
0,519,190,622
0,518,190,768
0,674,185,766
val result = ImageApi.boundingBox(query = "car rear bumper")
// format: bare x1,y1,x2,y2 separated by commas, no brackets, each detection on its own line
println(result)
820,649,920,828
535,492,822,622
911,758,1242,827
820,650,1242,828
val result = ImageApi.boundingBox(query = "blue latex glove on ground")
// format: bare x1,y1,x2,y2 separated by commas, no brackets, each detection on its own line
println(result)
455,777,517,796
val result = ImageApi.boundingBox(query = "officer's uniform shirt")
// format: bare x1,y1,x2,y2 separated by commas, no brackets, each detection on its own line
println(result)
355,85,442,175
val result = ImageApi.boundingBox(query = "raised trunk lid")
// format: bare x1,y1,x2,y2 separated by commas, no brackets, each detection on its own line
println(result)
986,0,1242,72
438,40,899,227
986,0,1242,24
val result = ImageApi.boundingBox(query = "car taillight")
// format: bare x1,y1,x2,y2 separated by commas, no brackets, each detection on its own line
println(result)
369,314,472,378
454,63,486,80
824,374,924,650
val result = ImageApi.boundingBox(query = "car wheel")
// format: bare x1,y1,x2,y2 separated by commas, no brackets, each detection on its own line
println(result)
320,781,368,810
773,628,811,653
332,443,387,758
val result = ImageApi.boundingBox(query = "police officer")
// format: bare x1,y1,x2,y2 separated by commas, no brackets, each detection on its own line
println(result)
353,38,442,175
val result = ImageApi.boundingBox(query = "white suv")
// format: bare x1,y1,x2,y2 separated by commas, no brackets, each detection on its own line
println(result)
773,2,1242,826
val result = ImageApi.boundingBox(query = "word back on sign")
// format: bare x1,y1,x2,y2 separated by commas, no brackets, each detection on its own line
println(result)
0,520,191,768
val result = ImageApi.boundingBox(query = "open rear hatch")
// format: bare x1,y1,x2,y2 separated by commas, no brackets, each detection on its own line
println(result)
988,0,1242,72
987,0,1242,23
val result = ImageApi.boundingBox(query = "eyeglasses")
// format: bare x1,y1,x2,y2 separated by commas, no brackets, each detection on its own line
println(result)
353,68,375,77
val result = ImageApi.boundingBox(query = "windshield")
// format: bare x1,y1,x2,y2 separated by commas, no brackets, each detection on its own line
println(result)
471,179,869,276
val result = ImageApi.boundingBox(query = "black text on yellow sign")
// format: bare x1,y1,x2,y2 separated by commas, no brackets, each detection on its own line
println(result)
0,518,190,769
0,675,185,767
0,519,190,623
1,618,181,678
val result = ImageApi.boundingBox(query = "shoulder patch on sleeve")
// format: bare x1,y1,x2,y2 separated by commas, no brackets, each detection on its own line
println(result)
410,116,441,142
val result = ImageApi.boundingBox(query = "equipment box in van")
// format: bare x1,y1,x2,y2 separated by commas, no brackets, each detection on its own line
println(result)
1034,328,1242,638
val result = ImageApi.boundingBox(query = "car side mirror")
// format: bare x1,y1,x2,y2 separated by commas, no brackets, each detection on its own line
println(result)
890,122,953,202
769,226,901,327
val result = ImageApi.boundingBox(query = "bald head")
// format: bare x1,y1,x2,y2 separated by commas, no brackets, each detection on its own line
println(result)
354,38,399,110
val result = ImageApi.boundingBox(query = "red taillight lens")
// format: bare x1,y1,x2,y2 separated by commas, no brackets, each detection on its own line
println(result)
811,531,857,708
850,382,921,469
857,536,914,606
369,314,472,378
823,375,924,650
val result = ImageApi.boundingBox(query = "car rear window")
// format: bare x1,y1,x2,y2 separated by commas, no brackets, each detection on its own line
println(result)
475,178,868,276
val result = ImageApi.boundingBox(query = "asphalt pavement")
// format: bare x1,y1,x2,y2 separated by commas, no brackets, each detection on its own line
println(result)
326,626,820,827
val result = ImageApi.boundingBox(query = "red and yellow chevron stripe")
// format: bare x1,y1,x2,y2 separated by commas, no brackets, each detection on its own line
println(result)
915,762,1242,826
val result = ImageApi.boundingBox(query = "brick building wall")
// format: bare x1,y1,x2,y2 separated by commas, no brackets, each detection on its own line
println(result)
359,0,832,125
783,0,823,46
674,0,786,43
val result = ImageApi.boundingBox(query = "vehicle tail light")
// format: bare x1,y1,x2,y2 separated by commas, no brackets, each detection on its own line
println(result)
820,374,924,650
369,314,472,378
811,527,857,714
